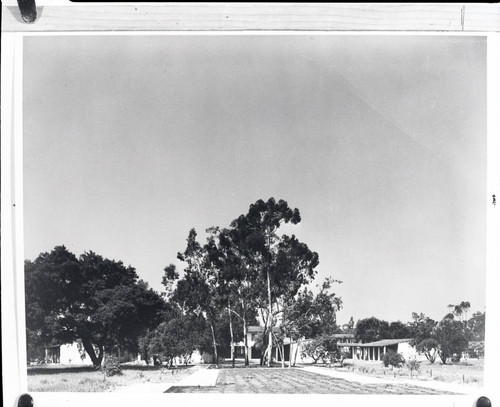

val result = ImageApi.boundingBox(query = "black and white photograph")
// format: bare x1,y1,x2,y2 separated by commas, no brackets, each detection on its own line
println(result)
17,33,489,397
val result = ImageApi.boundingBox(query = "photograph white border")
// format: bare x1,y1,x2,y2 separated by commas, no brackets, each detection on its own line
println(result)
2,29,499,407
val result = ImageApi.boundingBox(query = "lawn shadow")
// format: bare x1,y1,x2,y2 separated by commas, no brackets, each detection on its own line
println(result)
27,365,97,375
214,360,300,369
27,363,196,375
120,364,193,372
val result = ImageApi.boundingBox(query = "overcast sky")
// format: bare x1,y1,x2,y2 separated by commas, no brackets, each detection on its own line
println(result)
23,34,486,324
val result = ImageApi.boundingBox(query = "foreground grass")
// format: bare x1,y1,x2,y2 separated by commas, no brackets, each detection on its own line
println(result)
325,358,483,386
27,364,196,392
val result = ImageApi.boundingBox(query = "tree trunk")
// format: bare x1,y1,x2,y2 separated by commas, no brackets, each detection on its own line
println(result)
243,315,249,366
289,335,293,368
266,269,273,367
210,322,219,367
293,339,300,367
81,337,104,368
228,300,235,368
276,342,284,368
262,346,269,367
281,344,285,368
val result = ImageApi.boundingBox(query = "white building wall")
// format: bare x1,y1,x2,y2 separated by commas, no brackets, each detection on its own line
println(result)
397,342,427,361
59,343,92,365
57,343,213,366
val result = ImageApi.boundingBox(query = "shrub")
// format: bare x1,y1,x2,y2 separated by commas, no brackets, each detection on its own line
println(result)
101,356,122,377
382,351,405,368
301,334,341,364
468,341,485,358
324,349,351,367
406,357,421,377
117,351,136,364
340,350,351,362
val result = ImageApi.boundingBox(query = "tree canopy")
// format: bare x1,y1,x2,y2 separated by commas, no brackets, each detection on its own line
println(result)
150,198,334,368
408,303,483,364
228,198,313,366
433,317,469,364
354,317,390,343
26,199,484,370
25,246,165,367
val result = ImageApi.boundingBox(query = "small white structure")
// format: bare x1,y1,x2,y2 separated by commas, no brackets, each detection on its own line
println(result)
338,338,423,361
44,343,92,365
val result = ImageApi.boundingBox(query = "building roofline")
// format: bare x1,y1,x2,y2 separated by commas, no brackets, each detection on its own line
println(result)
338,338,413,347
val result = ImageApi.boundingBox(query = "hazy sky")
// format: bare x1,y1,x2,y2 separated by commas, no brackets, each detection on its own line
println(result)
23,34,486,324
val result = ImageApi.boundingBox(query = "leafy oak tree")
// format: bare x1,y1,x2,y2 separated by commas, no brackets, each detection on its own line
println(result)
25,246,165,367
408,312,438,363
387,321,411,339
433,316,469,364
144,308,210,367
408,312,437,346
354,317,390,343
468,311,485,341
300,334,346,365
415,338,439,363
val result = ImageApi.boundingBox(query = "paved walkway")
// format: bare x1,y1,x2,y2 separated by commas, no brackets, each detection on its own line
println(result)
173,367,219,387
303,366,477,395
114,365,219,393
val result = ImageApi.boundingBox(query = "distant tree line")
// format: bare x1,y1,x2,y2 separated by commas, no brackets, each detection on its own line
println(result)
352,301,485,364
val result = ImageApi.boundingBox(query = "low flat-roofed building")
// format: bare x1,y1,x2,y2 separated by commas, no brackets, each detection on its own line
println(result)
338,338,419,361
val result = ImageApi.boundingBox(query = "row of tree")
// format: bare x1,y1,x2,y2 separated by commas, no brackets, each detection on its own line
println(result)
410,307,485,364
25,198,343,368
349,305,485,364
25,197,485,368
148,198,343,367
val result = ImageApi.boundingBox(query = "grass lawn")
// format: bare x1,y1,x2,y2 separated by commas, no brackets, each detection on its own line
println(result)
166,364,457,394
337,358,483,386
27,364,196,392
27,359,482,394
